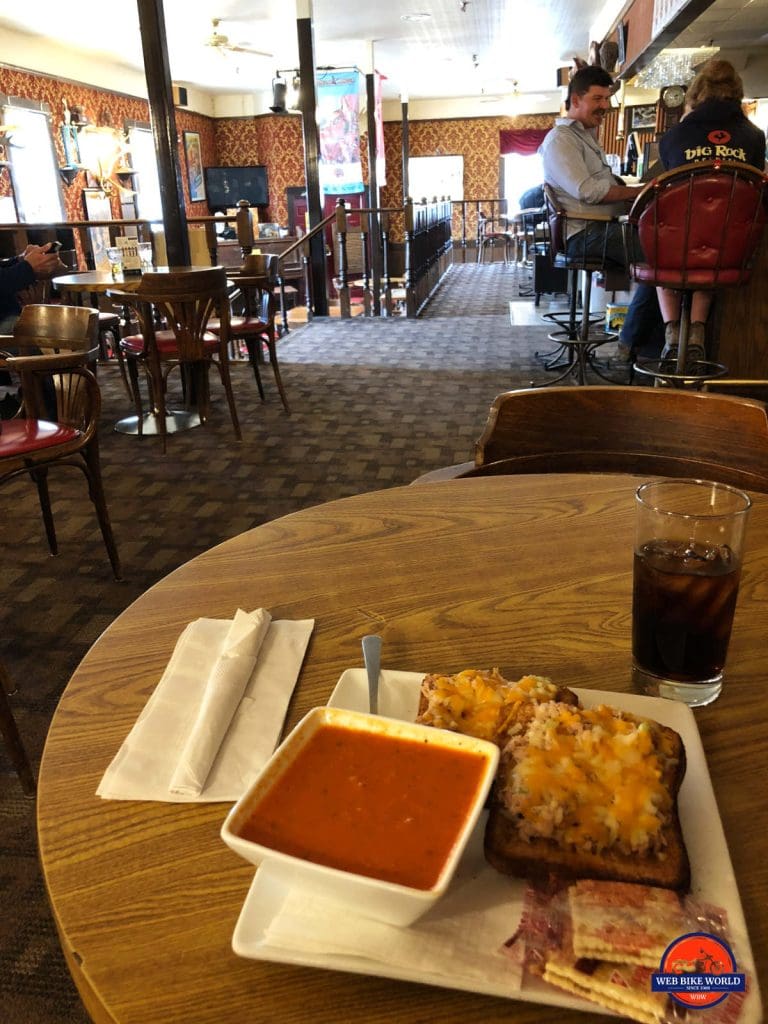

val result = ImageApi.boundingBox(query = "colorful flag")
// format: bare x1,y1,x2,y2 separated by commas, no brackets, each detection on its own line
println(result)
317,71,363,195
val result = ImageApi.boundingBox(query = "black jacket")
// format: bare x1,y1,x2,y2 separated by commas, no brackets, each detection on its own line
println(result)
659,99,766,171
0,257,37,321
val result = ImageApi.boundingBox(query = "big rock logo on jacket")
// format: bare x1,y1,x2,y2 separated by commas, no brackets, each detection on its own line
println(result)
684,129,748,162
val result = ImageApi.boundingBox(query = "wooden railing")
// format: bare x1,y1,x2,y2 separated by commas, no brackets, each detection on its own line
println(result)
0,196,455,325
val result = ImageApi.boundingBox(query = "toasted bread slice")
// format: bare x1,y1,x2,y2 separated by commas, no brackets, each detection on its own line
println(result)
416,668,579,746
485,702,690,892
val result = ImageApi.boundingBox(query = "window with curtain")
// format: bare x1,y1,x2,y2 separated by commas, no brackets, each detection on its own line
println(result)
2,98,64,223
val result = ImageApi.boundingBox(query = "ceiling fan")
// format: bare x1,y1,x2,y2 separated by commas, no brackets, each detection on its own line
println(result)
204,18,272,59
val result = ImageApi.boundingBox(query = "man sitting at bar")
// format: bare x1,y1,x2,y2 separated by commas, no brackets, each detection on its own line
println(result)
540,66,662,361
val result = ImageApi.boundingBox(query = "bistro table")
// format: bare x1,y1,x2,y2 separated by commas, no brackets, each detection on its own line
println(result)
37,475,768,1024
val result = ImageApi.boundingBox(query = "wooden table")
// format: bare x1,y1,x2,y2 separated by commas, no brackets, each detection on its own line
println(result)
37,475,768,1024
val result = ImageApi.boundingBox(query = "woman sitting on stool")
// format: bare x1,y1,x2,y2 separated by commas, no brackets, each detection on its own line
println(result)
656,59,766,366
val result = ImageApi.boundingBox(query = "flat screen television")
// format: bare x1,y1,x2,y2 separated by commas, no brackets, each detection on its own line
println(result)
204,165,269,209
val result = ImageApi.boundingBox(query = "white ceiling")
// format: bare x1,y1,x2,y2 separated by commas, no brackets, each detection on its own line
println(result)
0,0,766,105
0,0,619,102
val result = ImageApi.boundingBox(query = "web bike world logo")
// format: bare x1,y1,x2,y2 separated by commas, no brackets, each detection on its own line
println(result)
651,931,746,1009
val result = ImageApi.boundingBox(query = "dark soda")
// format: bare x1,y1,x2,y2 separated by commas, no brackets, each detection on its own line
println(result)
632,540,742,683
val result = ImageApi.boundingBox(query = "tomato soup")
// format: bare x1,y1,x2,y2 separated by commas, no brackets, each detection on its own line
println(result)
238,723,488,890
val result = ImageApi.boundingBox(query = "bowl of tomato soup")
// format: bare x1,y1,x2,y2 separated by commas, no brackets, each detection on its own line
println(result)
221,706,499,925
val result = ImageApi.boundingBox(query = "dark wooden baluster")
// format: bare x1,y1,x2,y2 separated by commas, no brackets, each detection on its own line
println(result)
335,199,350,319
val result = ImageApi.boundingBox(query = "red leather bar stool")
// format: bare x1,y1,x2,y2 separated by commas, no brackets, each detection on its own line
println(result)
625,159,768,388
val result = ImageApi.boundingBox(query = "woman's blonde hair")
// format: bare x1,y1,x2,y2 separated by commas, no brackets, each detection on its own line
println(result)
686,59,744,109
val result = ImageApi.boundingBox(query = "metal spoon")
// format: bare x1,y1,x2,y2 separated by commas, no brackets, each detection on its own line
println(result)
361,634,382,714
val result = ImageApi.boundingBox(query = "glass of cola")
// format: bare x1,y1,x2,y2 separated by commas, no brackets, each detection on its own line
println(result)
632,479,751,706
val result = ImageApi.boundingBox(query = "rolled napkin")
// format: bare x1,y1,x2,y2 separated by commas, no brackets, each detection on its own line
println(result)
97,610,314,803
169,608,272,797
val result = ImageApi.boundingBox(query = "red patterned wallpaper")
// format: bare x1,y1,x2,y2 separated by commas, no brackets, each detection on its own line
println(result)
214,113,305,225
0,61,553,250
0,65,214,223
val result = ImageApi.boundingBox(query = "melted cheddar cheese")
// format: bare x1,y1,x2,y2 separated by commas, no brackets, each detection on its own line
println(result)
500,703,674,856
417,669,561,743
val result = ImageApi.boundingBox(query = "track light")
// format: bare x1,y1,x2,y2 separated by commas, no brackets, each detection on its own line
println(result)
269,70,301,113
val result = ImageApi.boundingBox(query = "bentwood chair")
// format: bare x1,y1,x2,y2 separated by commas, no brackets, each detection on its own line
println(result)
115,267,241,452
413,386,768,493
0,304,122,579
536,184,627,386
625,160,768,385
0,658,35,795
211,276,291,413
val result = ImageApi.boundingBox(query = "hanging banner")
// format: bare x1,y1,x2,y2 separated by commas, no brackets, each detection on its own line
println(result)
317,70,363,195
374,70,386,187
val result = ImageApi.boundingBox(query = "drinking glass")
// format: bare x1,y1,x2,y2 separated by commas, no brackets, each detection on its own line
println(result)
106,247,123,279
632,479,751,707
138,242,153,270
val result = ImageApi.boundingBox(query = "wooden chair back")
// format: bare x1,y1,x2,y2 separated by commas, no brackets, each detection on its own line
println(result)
10,303,99,356
1,304,100,425
417,386,768,492
134,267,229,361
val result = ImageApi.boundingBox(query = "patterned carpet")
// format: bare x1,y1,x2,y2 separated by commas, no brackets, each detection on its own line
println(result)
0,262,620,1023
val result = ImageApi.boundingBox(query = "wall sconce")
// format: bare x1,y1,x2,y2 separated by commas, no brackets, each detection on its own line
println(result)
78,125,134,196
269,70,300,113
58,165,80,186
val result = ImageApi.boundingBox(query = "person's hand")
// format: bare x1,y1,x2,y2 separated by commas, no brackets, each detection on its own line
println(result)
21,243,63,277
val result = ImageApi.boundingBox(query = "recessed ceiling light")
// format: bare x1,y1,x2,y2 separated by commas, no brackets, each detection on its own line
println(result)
401,12,432,21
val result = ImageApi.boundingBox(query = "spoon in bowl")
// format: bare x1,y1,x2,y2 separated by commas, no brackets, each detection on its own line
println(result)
361,634,382,714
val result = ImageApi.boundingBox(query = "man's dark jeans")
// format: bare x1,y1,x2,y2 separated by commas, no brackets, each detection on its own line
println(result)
566,224,663,357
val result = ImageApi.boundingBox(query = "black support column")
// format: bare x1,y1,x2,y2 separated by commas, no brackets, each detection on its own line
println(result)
365,72,382,317
296,0,328,316
136,0,189,266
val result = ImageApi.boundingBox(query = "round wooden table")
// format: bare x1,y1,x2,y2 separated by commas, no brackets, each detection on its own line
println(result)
37,475,768,1023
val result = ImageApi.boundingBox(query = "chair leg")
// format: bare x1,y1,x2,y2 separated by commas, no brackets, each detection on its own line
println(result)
264,334,291,414
244,339,266,401
0,662,36,795
30,467,58,555
216,355,242,440
125,355,145,436
80,442,123,581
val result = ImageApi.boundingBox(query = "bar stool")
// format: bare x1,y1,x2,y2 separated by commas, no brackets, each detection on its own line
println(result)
531,185,625,386
476,216,512,264
625,159,768,388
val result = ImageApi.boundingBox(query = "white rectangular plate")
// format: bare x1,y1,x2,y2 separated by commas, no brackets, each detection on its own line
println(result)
231,670,761,1021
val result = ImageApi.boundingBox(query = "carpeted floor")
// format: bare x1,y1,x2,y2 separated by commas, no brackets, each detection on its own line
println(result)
0,261,624,1023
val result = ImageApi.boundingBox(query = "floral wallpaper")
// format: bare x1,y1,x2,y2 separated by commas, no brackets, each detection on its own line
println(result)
0,65,213,228
0,62,554,252
214,113,305,225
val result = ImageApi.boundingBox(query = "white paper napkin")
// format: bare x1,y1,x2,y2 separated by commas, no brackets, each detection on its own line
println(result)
257,862,524,991
169,608,272,796
97,610,314,802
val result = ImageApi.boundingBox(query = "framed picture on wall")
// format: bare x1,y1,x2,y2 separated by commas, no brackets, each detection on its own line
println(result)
628,105,657,131
184,131,205,201
83,187,112,270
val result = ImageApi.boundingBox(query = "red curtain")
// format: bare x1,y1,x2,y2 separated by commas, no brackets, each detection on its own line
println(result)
499,129,550,156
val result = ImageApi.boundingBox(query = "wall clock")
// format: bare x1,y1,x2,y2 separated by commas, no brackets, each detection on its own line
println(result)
660,85,687,130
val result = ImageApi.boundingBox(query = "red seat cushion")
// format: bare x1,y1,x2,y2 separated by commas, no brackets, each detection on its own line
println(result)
120,330,219,355
0,420,80,456
209,317,268,336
